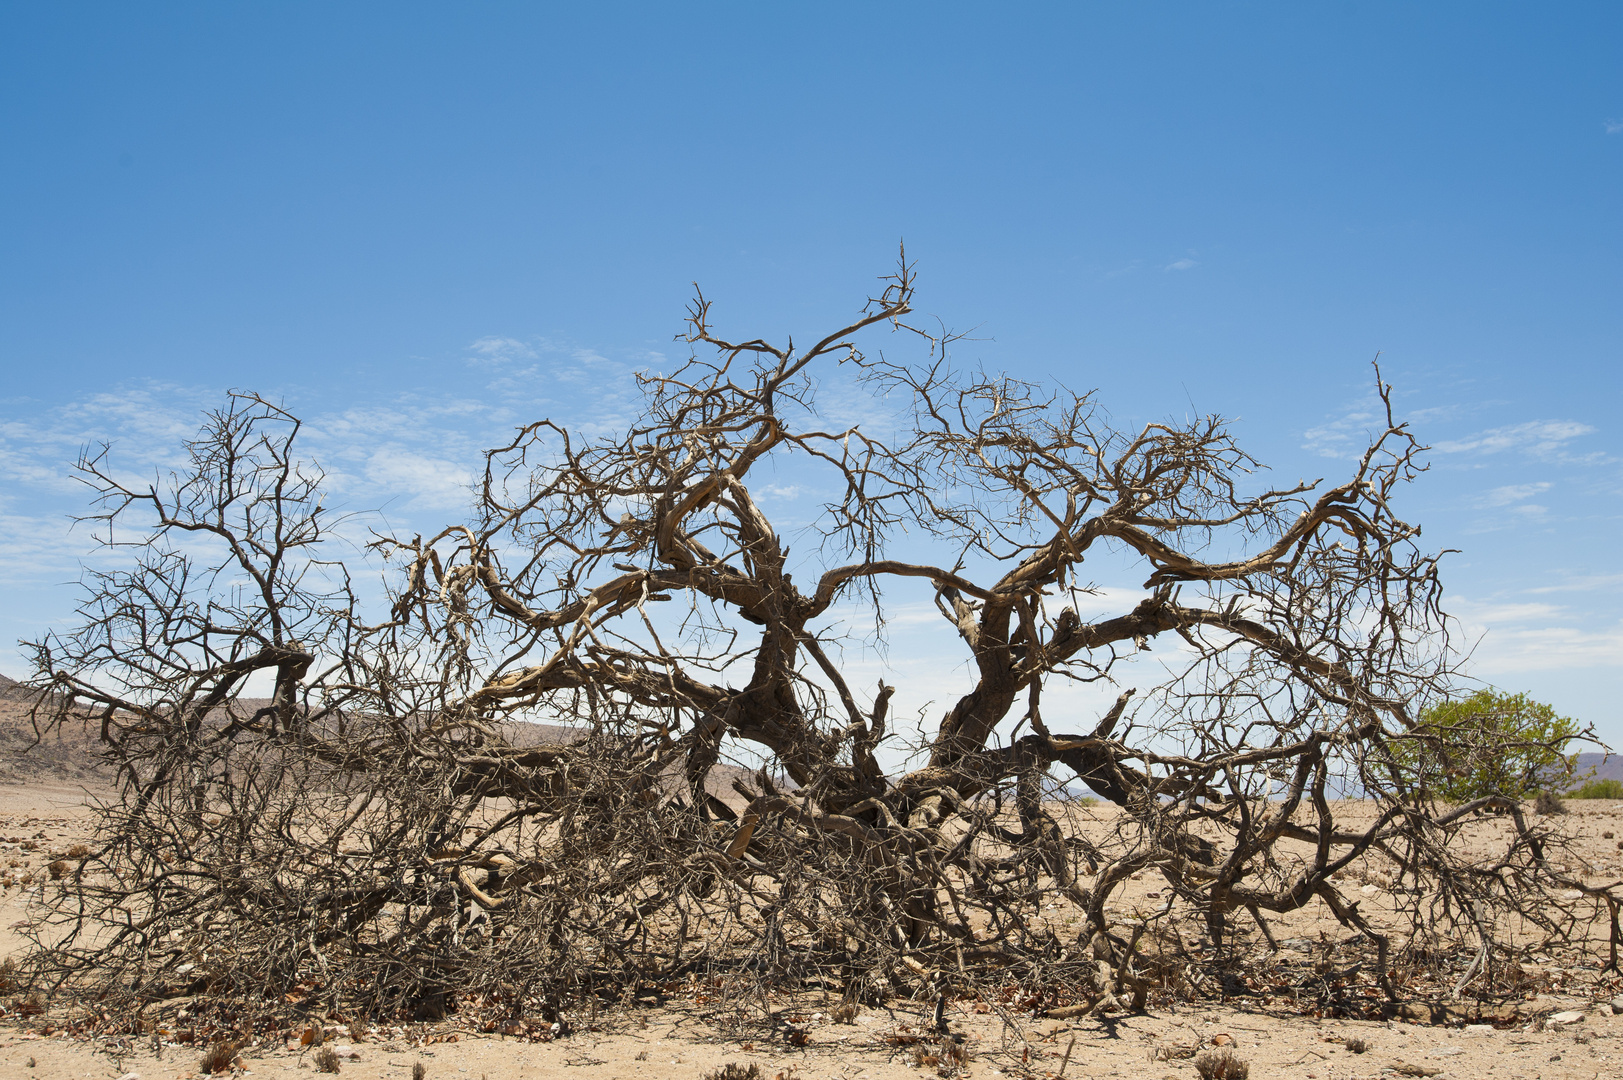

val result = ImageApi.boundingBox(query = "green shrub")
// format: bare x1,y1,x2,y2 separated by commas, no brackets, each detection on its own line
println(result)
1391,690,1581,803
1568,777,1623,800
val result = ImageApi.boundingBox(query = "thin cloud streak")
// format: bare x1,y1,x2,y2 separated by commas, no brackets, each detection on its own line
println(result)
1435,419,1595,457
1451,594,1623,673
1472,482,1551,508
0,339,660,597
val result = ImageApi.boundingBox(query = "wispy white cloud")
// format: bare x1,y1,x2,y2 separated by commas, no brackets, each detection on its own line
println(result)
362,449,476,512
0,386,274,589
1297,379,1452,459
1103,253,1200,278
1459,479,1558,533
1307,399,1610,474
0,506,90,586
757,483,802,501
1471,481,1551,508
312,399,491,444
0,385,211,493
1301,408,1382,459
466,336,539,365
1452,594,1623,674
459,333,654,438
1463,621,1623,673
1525,573,1623,595
1435,419,1596,458
1606,118,1623,135
0,340,664,595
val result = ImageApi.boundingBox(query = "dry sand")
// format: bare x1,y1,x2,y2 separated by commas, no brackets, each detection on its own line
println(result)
2,1002,1621,1080
3,788,1623,1079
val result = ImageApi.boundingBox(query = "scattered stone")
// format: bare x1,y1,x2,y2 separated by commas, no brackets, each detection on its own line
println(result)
1548,1010,1585,1025
1610,995,1623,1012
1463,1024,1495,1035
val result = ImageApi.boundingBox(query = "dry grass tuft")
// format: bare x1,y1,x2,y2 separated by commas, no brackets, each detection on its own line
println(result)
199,1039,239,1075
703,1066,762,1080
314,1045,342,1073
1535,791,1567,815
1194,1047,1250,1080
1344,1036,1369,1053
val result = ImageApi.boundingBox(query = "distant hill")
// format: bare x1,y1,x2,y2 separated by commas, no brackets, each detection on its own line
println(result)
1571,752,1623,785
0,673,109,787
0,672,48,704
0,674,769,808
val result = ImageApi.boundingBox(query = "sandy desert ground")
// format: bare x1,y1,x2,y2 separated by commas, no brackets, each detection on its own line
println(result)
3,780,1623,1080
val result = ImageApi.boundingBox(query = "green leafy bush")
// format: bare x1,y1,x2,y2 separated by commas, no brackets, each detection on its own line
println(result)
1393,690,1581,803
1568,777,1623,800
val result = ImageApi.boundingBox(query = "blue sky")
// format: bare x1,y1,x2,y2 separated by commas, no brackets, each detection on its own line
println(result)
2,4,1619,743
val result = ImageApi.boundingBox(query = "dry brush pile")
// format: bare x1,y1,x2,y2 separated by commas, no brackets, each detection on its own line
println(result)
17,256,1621,1026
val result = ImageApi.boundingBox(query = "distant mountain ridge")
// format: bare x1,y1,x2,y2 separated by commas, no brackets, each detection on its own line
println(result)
0,673,768,805
0,672,108,786
0,671,47,703
1572,752,1623,785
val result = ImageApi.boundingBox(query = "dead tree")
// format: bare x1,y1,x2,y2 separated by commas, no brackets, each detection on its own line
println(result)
23,256,1616,1020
